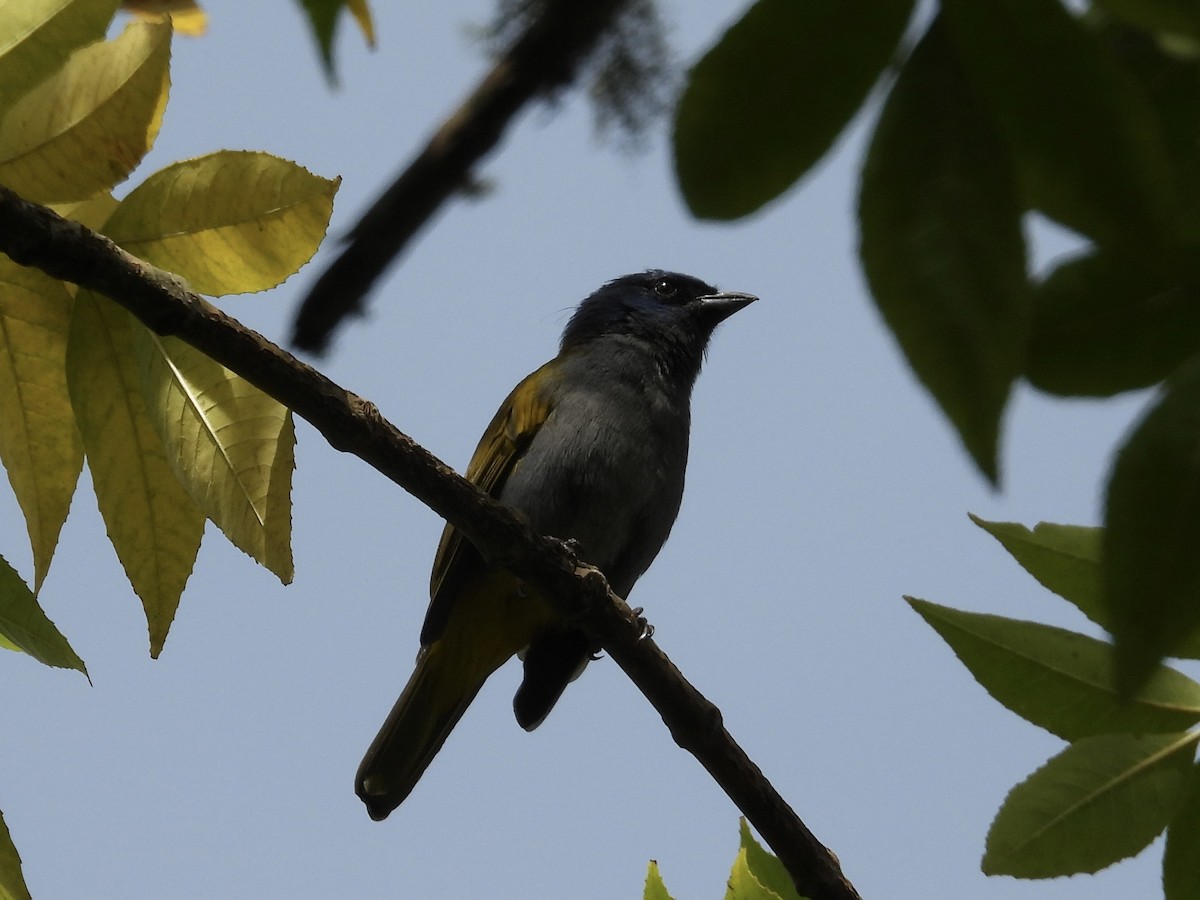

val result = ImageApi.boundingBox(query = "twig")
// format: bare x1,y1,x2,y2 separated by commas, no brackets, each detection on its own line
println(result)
291,0,629,353
0,184,861,900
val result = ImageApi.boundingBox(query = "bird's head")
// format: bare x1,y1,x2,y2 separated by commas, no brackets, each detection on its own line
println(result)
560,271,756,359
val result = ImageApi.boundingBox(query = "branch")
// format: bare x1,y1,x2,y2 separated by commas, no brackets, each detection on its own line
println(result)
291,0,630,353
0,184,861,900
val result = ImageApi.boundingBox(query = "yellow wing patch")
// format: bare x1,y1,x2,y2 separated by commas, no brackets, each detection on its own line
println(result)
421,363,556,644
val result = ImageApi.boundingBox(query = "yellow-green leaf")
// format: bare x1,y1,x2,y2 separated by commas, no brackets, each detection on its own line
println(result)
0,0,120,116
642,861,674,900
51,191,120,231
104,151,339,295
0,806,31,900
725,848,782,900
132,329,294,582
0,256,83,590
0,19,170,203
0,552,85,674
122,0,208,36
737,820,801,900
66,290,203,656
984,731,1199,877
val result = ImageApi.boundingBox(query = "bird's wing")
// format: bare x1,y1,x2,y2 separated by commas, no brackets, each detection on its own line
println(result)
420,363,555,645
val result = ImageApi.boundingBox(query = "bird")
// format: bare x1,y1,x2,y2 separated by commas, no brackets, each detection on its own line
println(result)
355,270,756,820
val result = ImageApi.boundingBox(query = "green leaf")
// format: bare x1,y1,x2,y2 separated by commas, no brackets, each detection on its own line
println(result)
674,0,913,219
0,19,170,203
0,0,120,117
907,597,1200,739
1102,22,1200,237
724,848,782,900
1034,258,1200,397
0,807,31,900
103,151,339,296
1093,0,1200,42
66,291,204,657
0,255,83,590
1026,249,1200,396
132,330,294,583
643,861,674,900
294,0,375,82
970,516,1103,618
1103,356,1200,692
983,731,1199,877
0,552,85,674
859,19,1028,483
738,820,801,900
941,0,1178,248
1164,761,1200,899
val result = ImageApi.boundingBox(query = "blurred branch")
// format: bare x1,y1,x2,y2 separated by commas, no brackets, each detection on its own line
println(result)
0,184,860,900
291,0,632,353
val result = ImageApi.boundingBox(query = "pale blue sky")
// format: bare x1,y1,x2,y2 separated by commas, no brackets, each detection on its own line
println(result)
1,3,1176,898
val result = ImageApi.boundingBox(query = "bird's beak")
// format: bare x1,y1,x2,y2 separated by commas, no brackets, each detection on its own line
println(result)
695,290,758,324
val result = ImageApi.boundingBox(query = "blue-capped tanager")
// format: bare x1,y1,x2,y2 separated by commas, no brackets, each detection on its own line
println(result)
355,271,756,819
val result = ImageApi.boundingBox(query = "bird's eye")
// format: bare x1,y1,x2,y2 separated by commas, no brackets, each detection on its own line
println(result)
653,279,677,299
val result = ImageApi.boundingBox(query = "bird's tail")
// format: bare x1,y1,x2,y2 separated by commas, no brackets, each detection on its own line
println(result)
355,639,494,821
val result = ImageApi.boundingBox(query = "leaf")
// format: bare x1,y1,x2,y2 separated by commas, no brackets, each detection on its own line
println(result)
0,807,31,900
122,0,208,36
738,820,801,900
1164,762,1200,900
1092,0,1200,42
858,19,1029,483
0,0,120,117
907,598,1200,739
0,255,83,590
973,516,1200,660
643,861,674,900
0,19,171,203
0,552,86,675
970,516,1102,616
1026,249,1200,397
132,329,294,583
1102,22,1200,236
674,0,913,219
103,151,339,296
1103,356,1200,692
295,0,376,81
940,0,1178,248
66,291,204,657
983,731,1199,877
724,848,782,900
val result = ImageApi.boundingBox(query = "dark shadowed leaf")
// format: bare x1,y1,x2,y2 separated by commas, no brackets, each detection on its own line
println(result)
1027,249,1200,397
1093,0,1200,41
908,597,1200,739
1104,356,1200,692
984,732,1199,877
941,0,1178,248
674,0,913,219
859,19,1028,483
0,807,30,900
1164,762,1200,899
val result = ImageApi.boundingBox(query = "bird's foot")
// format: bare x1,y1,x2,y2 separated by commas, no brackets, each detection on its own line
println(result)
630,607,655,640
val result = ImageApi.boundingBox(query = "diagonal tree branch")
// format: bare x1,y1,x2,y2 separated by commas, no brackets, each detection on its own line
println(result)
291,0,630,353
0,184,861,900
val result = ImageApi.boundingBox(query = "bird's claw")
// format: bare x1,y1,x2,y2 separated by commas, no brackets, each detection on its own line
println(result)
630,607,655,640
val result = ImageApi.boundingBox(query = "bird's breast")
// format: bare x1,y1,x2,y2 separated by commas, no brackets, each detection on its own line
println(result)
499,386,688,596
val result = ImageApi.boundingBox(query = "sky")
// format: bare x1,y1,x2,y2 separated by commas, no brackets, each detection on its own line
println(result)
0,3,1182,899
